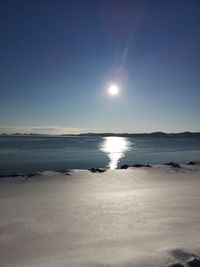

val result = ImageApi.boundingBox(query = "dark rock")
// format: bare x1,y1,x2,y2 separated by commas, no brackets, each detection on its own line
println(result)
0,172,38,178
187,258,200,267
57,169,70,175
165,162,181,168
120,164,152,169
120,164,129,169
145,164,152,167
132,164,152,168
89,168,106,173
169,263,184,267
186,161,196,165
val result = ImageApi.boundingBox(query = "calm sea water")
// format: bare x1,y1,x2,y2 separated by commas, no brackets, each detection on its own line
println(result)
0,135,200,175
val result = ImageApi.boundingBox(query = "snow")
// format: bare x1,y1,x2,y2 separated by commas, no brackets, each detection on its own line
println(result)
0,165,200,267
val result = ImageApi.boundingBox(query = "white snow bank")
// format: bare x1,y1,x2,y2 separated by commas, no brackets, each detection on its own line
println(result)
0,165,200,267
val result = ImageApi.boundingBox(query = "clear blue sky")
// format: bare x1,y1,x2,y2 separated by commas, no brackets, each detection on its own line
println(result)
0,0,200,134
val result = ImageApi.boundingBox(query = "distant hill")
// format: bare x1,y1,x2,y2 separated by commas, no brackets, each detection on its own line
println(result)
77,132,200,138
1,132,200,138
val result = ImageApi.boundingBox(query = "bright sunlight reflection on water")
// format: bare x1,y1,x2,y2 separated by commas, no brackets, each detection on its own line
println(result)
100,137,131,169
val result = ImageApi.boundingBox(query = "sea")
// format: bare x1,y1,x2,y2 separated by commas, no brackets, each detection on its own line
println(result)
0,135,200,175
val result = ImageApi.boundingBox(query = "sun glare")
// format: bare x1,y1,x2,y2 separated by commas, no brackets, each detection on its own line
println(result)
108,85,119,96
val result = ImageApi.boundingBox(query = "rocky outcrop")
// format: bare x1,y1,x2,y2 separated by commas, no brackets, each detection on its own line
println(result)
89,168,106,173
121,164,152,169
164,162,181,168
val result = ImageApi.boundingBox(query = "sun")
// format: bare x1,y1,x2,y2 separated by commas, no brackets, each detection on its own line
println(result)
108,85,119,96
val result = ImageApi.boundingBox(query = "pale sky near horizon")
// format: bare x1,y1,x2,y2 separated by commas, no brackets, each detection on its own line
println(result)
0,0,200,134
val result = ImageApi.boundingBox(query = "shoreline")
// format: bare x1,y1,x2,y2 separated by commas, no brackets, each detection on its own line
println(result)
0,161,199,179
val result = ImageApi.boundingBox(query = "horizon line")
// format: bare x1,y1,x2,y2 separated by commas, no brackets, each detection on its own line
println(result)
1,131,200,136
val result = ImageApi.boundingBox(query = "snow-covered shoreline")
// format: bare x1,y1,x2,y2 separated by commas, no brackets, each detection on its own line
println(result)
0,165,200,267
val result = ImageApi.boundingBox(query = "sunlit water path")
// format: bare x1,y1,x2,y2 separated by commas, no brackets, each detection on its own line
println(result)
100,137,132,169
